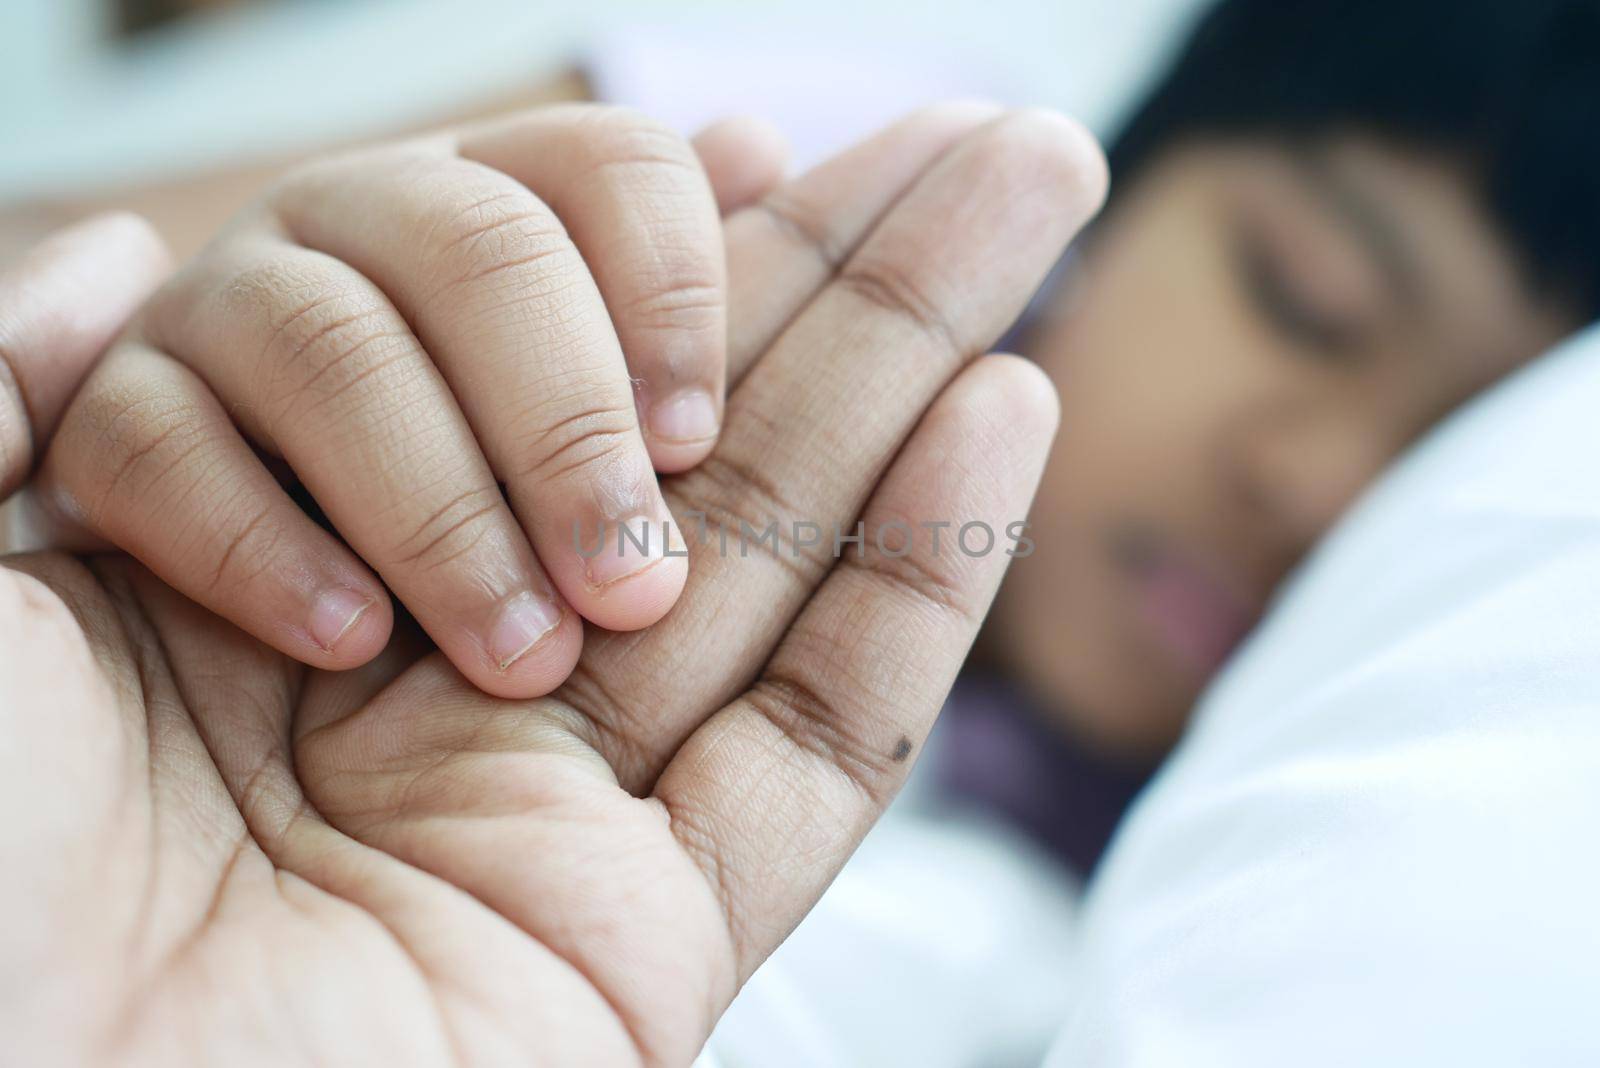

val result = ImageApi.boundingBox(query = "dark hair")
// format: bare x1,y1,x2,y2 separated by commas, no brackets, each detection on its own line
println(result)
1108,0,1600,320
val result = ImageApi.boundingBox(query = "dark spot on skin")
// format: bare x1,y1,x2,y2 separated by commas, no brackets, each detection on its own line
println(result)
891,735,913,763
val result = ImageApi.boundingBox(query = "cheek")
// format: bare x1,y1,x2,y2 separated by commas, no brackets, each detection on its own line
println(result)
996,198,1271,755
1035,232,1246,512
999,533,1202,758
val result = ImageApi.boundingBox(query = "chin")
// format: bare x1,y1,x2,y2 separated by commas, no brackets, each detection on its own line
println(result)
995,544,1204,762
1031,634,1202,764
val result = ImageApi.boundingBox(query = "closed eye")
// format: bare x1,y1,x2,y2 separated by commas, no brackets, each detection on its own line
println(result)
1234,224,1367,360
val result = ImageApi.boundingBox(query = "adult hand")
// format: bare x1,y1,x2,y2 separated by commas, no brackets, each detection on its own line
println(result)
1,107,1105,1067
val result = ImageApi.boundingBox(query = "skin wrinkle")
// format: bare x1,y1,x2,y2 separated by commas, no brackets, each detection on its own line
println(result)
130,573,583,1068
664,710,860,980
333,389,467,478
501,363,640,447
361,453,489,525
655,793,749,965
561,107,707,183
147,258,326,404
514,404,638,488
835,256,966,361
128,437,235,551
97,423,200,529
386,485,502,562
558,662,668,794
84,565,227,1046
203,503,275,596
438,204,556,258
512,454,647,553
449,242,573,291
257,290,402,377
273,338,421,432
423,183,571,297
447,275,603,356
332,904,470,1068
668,486,820,595
172,454,280,573
301,708,669,1066
252,288,372,380
750,193,850,278
262,848,468,1067
619,282,724,385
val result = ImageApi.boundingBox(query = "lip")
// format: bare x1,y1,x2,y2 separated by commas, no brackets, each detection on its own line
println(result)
1111,524,1259,678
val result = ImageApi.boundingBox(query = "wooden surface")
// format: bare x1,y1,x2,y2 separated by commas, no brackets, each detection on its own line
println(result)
0,67,591,264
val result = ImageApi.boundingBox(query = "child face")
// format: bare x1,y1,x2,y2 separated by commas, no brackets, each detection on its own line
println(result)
993,135,1577,759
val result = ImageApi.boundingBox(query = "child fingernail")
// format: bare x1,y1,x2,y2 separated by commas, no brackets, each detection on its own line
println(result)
489,591,563,670
648,388,719,443
310,588,372,652
584,515,677,589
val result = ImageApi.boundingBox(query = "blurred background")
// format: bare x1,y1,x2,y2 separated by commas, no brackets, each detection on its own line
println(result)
0,0,1200,256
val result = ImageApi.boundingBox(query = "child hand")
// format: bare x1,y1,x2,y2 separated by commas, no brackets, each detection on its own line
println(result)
34,106,788,699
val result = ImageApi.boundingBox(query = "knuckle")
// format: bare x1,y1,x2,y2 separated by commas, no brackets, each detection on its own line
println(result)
620,279,723,342
232,265,410,430
836,254,961,355
569,109,724,332
667,452,824,588
516,396,641,485
63,368,210,532
744,666,897,801
574,106,700,175
199,503,285,597
752,190,847,273
383,482,507,574
431,183,570,294
850,548,976,625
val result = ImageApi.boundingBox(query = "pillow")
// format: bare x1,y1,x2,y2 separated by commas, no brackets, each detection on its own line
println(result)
1048,325,1600,1066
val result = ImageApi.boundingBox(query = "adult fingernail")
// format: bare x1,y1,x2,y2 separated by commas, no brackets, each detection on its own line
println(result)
648,388,719,443
309,588,372,652
488,591,564,670
584,515,674,589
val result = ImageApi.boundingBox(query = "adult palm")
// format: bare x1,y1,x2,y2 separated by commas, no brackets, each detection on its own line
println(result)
1,108,1104,1067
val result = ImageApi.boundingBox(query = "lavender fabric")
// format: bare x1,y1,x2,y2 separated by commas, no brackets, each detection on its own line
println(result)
933,675,1154,876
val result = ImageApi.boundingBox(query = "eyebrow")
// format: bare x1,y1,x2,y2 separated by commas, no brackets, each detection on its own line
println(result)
1288,146,1426,308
